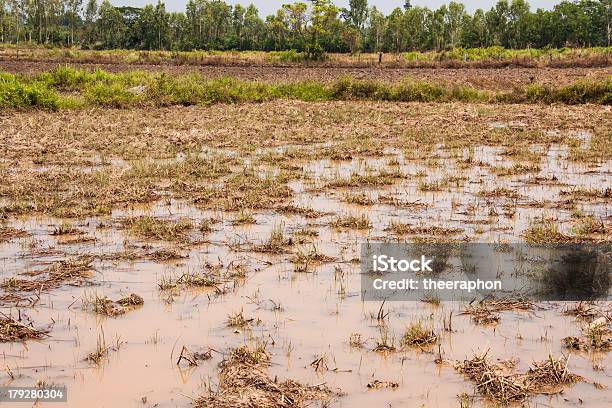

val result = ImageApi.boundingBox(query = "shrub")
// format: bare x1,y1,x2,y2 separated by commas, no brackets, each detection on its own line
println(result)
331,76,392,100
276,81,331,101
304,42,327,61
393,81,446,102
85,82,140,107
276,49,305,63
0,73,59,110
146,74,204,106
552,80,612,104
41,66,93,90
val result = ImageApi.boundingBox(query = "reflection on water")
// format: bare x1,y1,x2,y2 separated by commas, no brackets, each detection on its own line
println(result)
1,136,610,407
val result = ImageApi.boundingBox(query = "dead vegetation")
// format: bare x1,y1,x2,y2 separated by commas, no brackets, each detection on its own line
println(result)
158,265,239,294
461,298,536,325
291,245,335,265
563,302,609,322
342,192,375,205
124,216,193,242
330,214,371,230
366,380,399,389
51,221,80,235
560,187,611,200
0,312,49,342
0,80,610,406
82,292,144,317
0,224,27,242
1,257,94,293
86,331,123,365
373,328,396,353
523,218,573,243
477,187,523,200
176,345,212,366
276,204,326,218
252,225,292,253
230,209,256,225
563,317,611,352
226,310,254,328
492,163,541,176
386,221,463,236
195,344,337,408
455,351,581,404
401,322,438,348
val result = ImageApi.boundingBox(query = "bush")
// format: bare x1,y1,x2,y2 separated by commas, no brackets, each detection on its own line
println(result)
552,80,612,104
276,81,331,101
38,66,91,90
0,73,59,110
2,65,610,109
146,74,204,106
393,81,446,102
331,76,392,100
522,80,612,104
304,42,327,62
275,50,305,63
85,82,140,107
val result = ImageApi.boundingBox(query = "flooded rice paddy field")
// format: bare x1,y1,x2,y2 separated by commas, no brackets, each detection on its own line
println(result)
0,101,611,407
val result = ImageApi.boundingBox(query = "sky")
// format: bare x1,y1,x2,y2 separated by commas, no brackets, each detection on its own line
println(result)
110,0,562,16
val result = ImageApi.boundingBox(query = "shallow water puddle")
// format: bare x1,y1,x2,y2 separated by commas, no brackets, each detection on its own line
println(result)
1,139,610,407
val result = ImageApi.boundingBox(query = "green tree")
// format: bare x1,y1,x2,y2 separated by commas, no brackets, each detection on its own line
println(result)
430,5,447,50
242,4,263,50
83,0,96,44
97,0,125,48
461,8,487,47
154,1,168,49
345,0,368,30
508,0,531,48
366,5,385,51
66,0,83,45
384,7,404,52
404,6,429,50
445,1,466,48
0,0,609,52
486,0,510,46
282,2,307,49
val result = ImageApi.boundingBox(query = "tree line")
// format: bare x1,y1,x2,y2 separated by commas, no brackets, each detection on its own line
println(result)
0,0,610,53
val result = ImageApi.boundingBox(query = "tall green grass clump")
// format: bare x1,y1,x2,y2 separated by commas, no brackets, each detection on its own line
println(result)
331,76,489,102
195,77,277,103
1,66,610,109
85,82,141,107
38,66,96,90
525,79,612,104
276,81,331,101
332,77,393,100
0,72,59,110
270,49,305,63
146,74,208,105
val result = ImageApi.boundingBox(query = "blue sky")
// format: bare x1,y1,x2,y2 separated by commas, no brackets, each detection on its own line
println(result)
110,0,561,15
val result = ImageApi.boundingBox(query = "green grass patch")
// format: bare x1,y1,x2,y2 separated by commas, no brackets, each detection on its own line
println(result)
0,72,60,110
0,66,609,109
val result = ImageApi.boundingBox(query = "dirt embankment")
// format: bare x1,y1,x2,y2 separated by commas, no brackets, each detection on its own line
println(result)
1,58,610,91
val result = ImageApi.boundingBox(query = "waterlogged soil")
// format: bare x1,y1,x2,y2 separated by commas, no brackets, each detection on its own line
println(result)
1,58,611,91
0,101,611,407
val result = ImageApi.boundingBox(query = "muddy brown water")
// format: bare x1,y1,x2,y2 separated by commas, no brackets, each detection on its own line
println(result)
0,133,611,407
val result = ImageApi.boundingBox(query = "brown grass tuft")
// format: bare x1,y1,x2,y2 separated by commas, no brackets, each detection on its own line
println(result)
0,312,49,342
195,344,337,408
455,351,581,404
